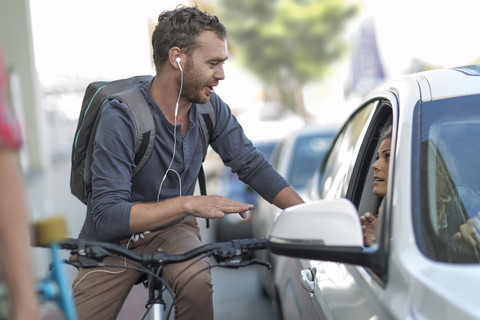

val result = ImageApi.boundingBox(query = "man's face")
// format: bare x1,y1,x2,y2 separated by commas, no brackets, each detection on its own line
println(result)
181,31,228,104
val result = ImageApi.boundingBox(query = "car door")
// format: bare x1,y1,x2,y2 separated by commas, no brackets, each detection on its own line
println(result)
303,97,395,319
273,99,385,319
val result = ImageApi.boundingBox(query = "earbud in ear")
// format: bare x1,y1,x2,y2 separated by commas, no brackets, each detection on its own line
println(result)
175,57,182,72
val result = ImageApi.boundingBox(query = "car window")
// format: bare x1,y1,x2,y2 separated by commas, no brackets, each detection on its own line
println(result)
415,94,480,263
287,133,334,191
353,104,392,219
321,101,376,199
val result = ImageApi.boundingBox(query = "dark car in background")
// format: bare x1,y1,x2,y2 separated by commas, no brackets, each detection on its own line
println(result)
252,125,338,296
214,139,277,242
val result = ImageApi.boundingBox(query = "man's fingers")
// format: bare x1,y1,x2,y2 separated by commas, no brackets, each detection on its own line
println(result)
200,196,254,218
224,203,253,214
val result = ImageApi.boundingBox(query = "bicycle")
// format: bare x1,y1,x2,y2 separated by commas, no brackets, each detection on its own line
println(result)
0,237,77,320
57,236,270,320
33,216,78,320
0,216,77,320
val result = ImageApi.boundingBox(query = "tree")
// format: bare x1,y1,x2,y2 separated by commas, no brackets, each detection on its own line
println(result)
210,0,358,121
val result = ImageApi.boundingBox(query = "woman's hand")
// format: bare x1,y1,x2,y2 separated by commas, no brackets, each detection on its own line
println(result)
360,212,377,247
453,212,480,249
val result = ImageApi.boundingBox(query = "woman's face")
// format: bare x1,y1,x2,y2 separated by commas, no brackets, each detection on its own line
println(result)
372,137,391,197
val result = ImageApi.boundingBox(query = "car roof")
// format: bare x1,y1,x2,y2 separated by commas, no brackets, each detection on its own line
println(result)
370,64,480,104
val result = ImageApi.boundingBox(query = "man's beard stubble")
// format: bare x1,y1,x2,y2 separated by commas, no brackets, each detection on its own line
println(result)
180,61,211,105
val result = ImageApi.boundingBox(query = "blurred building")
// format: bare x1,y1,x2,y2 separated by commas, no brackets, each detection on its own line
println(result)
345,18,386,99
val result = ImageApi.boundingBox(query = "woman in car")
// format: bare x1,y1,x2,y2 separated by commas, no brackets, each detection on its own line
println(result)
360,126,391,247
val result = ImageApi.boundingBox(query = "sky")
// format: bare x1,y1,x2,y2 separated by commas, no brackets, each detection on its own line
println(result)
29,0,182,82
29,0,480,128
365,0,480,75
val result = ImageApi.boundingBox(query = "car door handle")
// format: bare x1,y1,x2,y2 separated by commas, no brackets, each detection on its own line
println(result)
300,267,316,293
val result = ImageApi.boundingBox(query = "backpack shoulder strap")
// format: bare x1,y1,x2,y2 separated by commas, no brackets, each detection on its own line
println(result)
196,101,215,228
196,101,215,161
111,86,155,176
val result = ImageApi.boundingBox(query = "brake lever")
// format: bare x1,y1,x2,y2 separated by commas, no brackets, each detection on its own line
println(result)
66,255,104,268
67,244,108,268
213,243,271,269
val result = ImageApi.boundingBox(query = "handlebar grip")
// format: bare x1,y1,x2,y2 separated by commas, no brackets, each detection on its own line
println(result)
58,238,81,250
232,238,268,250
58,238,145,264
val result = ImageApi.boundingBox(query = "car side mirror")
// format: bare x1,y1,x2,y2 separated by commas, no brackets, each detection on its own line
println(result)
267,199,365,261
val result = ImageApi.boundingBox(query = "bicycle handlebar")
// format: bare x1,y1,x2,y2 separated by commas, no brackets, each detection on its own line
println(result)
60,237,270,269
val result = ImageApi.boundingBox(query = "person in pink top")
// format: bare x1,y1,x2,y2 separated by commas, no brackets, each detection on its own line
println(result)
0,45,38,320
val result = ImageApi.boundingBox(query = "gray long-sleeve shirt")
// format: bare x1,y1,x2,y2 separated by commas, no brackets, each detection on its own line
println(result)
79,79,289,242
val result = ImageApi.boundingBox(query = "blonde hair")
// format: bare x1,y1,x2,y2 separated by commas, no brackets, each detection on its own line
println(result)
380,126,392,143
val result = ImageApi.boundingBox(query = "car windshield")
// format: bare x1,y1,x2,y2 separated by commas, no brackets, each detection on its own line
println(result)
417,94,480,263
288,133,334,191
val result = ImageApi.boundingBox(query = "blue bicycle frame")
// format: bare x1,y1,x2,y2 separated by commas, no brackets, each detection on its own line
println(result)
36,243,77,320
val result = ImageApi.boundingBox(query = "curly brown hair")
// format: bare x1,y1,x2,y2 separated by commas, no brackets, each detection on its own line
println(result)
151,5,226,71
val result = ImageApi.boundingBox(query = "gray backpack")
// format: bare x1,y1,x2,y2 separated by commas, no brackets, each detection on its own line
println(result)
70,75,215,205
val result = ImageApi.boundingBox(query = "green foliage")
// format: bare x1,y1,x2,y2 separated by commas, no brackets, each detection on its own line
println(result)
214,0,358,86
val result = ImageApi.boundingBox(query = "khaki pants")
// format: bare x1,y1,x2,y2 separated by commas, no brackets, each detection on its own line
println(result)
72,216,213,320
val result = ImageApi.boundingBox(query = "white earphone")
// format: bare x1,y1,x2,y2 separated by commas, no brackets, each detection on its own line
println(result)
175,57,182,71
157,55,184,201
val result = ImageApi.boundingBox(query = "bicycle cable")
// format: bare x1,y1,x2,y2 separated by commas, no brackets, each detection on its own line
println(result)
71,236,137,294
169,253,210,287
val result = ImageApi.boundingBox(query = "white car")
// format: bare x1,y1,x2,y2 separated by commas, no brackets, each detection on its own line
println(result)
267,65,480,319
252,126,337,296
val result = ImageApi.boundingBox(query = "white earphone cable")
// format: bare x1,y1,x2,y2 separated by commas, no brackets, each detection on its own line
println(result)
156,59,184,201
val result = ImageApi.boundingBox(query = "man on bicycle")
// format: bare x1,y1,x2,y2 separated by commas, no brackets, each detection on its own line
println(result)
73,5,303,319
